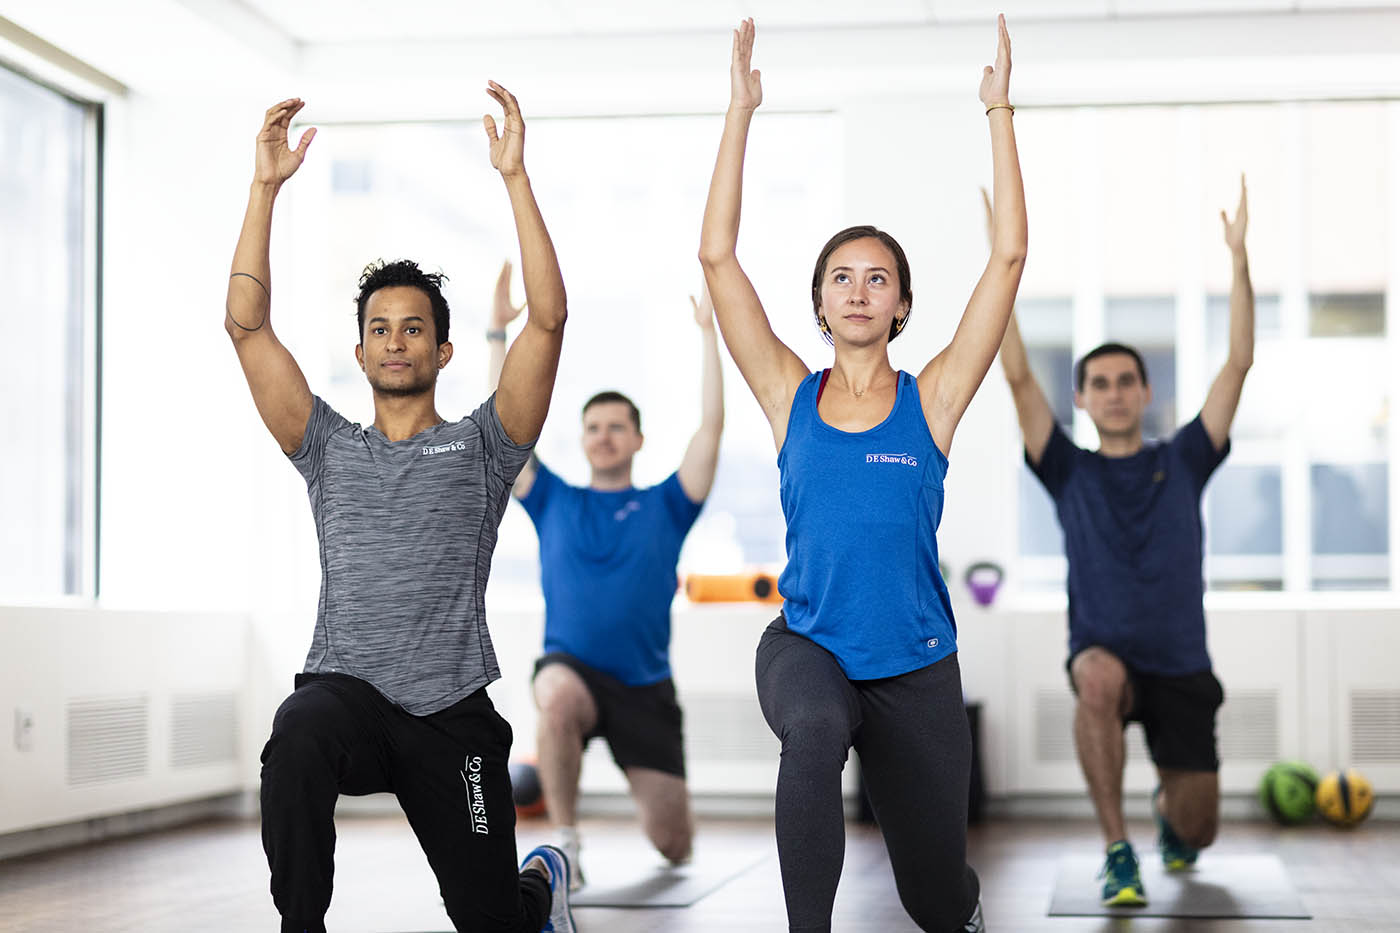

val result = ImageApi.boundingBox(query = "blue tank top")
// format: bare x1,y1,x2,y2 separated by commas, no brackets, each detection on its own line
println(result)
776,370,957,680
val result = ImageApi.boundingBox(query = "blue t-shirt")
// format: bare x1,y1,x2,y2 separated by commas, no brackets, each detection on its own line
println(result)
777,370,957,680
1028,415,1229,676
520,462,704,686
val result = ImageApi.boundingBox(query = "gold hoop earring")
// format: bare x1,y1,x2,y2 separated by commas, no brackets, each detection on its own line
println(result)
818,316,830,335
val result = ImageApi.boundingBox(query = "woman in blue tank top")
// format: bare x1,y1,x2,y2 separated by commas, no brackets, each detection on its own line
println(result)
698,18,1026,933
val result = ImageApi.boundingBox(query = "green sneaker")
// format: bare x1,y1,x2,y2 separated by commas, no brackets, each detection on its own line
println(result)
1154,786,1200,871
1099,840,1147,906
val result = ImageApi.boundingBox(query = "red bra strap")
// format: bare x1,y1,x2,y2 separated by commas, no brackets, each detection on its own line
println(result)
816,368,832,405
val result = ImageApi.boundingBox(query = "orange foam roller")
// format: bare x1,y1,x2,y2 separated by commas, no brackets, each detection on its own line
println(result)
684,572,784,604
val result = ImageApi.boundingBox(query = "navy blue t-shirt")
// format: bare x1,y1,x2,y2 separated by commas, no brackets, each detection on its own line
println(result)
519,462,704,686
1028,415,1228,676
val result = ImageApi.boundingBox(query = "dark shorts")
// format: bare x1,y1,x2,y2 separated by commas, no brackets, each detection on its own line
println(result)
1067,649,1225,772
532,652,686,778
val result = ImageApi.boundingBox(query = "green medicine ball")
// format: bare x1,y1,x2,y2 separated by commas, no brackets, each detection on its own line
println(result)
1259,760,1319,824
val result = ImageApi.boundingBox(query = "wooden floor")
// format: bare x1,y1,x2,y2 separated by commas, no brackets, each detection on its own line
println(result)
1,813,1396,932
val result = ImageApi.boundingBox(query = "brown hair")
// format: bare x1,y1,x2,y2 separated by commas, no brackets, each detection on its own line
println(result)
810,225,913,345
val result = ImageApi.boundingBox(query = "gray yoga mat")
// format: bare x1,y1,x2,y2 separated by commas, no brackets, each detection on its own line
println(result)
1048,853,1310,919
569,848,771,908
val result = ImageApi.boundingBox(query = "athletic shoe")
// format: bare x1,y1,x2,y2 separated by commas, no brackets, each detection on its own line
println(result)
1154,785,1200,871
521,844,575,933
557,835,585,892
961,898,986,931
1098,839,1147,907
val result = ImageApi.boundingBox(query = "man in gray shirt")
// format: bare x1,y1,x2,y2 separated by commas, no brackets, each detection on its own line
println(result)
225,87,575,933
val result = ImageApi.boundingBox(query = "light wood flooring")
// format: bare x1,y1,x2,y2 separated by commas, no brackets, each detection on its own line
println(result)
1,813,1397,931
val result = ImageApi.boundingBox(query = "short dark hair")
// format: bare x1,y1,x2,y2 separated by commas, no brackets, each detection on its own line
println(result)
582,390,641,433
811,225,914,345
354,259,451,346
1075,342,1148,392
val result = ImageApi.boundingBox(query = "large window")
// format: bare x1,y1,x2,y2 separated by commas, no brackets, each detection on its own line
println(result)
0,64,98,599
284,112,843,603
1013,100,1397,594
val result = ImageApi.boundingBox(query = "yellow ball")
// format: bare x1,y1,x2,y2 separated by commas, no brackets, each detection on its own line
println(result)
1315,768,1375,827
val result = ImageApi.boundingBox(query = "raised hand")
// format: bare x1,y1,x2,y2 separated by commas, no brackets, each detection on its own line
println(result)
978,15,1012,110
1221,173,1248,252
254,98,316,187
730,18,762,112
484,81,526,177
690,278,715,330
491,260,526,329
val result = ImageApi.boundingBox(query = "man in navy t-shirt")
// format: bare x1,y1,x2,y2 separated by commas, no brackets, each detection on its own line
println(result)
996,178,1256,907
488,266,724,887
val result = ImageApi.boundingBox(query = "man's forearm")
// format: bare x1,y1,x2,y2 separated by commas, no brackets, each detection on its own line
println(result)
503,173,566,331
998,309,1033,386
226,182,279,335
1227,247,1255,374
699,327,725,433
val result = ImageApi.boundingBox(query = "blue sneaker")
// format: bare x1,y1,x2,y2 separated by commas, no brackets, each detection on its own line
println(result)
1154,786,1200,871
521,844,575,932
1099,839,1147,906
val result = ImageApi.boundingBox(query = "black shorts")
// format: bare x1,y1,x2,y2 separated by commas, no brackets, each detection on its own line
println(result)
1067,650,1225,772
532,652,686,778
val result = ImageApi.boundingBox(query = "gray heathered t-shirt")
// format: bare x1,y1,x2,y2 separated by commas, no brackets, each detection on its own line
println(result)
289,392,533,715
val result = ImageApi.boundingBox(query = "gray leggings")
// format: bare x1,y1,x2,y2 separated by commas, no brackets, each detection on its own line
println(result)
756,616,980,933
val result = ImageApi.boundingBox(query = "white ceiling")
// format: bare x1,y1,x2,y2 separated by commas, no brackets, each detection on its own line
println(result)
231,0,1400,43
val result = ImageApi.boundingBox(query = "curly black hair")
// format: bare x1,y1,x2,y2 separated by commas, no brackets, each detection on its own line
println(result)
354,259,451,346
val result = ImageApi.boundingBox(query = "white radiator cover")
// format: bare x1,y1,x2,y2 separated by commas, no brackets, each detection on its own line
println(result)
0,607,249,836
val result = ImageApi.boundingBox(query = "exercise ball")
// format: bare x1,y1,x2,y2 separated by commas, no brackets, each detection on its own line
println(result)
1316,768,1375,828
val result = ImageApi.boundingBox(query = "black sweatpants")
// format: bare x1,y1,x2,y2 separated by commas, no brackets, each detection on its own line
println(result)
756,617,980,933
259,673,550,933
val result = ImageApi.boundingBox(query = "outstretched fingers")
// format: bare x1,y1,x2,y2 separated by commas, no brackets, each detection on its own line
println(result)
487,81,523,122
998,13,1011,65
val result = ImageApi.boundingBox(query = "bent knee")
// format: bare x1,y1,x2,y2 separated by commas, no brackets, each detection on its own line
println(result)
1071,651,1130,712
653,826,693,864
1177,813,1219,849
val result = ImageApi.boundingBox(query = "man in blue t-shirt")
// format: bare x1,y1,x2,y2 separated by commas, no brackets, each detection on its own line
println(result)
996,178,1256,907
488,265,724,887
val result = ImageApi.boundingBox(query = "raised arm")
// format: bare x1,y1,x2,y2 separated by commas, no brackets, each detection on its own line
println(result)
678,281,726,502
225,99,318,454
698,19,808,452
485,82,568,447
485,259,538,495
1200,174,1254,451
984,187,1056,465
917,15,1027,455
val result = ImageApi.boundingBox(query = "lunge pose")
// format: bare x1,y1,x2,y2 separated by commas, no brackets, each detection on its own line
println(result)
998,177,1254,906
227,90,575,932
699,18,1026,932
486,267,724,887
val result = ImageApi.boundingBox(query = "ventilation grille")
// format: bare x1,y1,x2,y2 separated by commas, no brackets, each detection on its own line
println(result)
1218,689,1279,761
683,693,778,761
67,696,149,786
171,692,240,769
1034,690,1148,762
1351,690,1400,763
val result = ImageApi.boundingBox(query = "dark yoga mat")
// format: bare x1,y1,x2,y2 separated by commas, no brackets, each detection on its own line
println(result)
569,847,771,908
1048,853,1310,919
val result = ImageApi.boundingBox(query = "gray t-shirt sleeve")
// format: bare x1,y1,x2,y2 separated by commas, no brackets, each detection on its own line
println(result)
289,396,352,484
472,392,535,483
